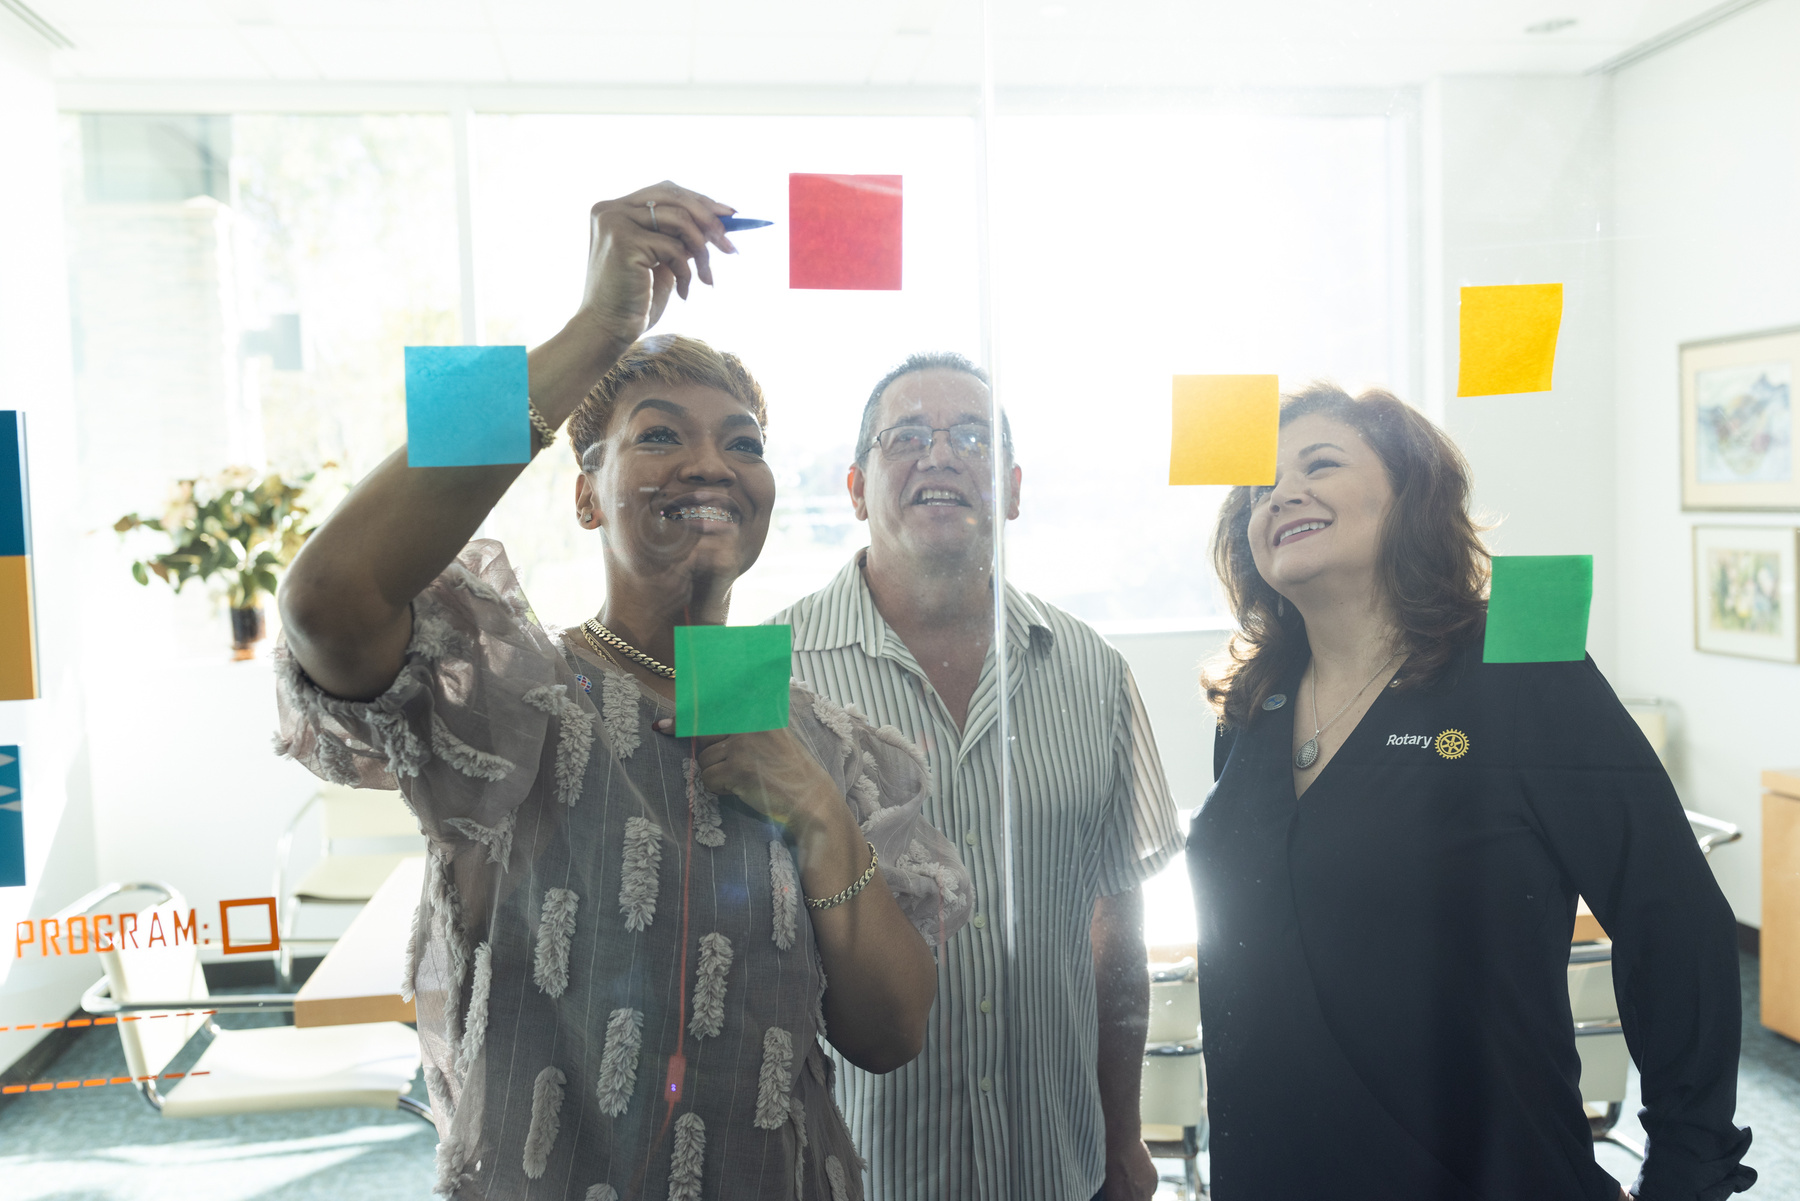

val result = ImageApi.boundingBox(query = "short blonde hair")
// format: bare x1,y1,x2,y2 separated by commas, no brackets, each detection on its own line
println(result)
566,334,768,468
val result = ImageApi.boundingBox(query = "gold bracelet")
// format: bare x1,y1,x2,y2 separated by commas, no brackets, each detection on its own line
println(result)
528,399,559,451
806,842,879,911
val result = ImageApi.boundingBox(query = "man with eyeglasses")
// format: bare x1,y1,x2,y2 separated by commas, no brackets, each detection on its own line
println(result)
770,353,1182,1201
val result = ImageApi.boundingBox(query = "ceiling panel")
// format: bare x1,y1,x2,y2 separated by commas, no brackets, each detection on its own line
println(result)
262,0,493,33
236,26,320,80
286,27,509,82
24,0,1747,87
496,32,696,84
53,23,266,79
489,0,697,35
690,34,884,85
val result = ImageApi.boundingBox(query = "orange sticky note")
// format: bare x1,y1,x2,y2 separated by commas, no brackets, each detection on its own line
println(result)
1457,283,1563,397
1170,375,1278,486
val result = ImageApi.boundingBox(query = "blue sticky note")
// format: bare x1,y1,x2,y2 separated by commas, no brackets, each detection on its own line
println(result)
0,747,21,888
0,412,27,557
405,346,530,467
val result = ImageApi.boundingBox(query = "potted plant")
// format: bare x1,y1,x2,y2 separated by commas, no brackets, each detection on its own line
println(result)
114,465,329,659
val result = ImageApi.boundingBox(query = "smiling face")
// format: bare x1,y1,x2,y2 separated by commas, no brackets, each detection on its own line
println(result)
850,368,1020,568
575,379,775,587
1247,413,1395,601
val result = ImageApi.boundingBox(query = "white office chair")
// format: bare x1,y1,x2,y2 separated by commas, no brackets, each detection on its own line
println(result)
1142,956,1208,1198
83,890,427,1120
275,785,424,987
1569,941,1641,1157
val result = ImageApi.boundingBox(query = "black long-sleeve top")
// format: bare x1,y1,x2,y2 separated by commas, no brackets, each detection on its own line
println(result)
1187,639,1754,1200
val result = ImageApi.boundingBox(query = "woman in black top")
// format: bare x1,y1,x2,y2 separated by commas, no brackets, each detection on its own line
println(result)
1187,384,1754,1201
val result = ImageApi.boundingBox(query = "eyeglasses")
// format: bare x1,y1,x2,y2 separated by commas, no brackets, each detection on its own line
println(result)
872,423,994,461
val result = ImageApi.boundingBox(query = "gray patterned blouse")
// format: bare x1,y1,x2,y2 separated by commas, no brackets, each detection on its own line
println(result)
273,541,972,1200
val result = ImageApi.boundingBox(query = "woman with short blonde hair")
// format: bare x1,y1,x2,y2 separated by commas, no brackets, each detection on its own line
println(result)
274,182,969,1200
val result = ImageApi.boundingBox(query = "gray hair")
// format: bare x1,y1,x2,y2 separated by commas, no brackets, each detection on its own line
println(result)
854,352,1014,464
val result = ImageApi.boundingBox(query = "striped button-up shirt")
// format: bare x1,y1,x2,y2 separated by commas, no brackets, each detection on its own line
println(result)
769,552,1182,1201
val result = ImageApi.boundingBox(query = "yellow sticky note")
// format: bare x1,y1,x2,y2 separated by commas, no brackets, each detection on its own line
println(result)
1457,283,1563,397
1170,375,1278,486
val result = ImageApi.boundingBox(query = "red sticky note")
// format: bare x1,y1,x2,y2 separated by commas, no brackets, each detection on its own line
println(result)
789,173,902,291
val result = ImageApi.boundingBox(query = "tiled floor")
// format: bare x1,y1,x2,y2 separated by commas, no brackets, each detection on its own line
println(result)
1150,951,1800,1199
0,1007,436,1200
3,952,1795,1199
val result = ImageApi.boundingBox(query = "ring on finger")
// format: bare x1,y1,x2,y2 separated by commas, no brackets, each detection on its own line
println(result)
646,200,658,232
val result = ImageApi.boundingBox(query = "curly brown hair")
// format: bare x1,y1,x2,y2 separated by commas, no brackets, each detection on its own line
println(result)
566,333,768,469
1203,383,1491,729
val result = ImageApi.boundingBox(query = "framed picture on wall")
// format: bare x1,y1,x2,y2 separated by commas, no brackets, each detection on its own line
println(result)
1692,525,1799,662
1680,326,1800,510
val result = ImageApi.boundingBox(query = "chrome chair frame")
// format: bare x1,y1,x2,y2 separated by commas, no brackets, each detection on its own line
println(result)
72,879,430,1123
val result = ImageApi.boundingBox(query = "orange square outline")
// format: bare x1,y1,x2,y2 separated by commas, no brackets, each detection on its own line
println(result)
217,896,280,956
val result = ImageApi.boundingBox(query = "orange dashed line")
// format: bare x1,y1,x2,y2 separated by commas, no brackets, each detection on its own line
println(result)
0,1009,213,1034
1,1066,212,1097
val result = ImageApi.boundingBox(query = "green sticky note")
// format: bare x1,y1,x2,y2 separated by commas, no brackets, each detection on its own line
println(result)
675,625,793,736
1484,555,1593,663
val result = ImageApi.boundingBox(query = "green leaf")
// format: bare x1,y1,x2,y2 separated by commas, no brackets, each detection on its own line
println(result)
130,560,148,586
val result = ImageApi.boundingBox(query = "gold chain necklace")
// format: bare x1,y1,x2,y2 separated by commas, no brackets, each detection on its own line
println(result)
582,618,675,679
576,625,624,671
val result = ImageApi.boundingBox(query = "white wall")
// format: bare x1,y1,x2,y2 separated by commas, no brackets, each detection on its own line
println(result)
1611,0,1800,927
0,10,101,1075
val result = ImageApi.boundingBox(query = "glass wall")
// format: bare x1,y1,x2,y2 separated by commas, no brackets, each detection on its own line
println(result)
59,97,1407,1194
43,3,1714,1193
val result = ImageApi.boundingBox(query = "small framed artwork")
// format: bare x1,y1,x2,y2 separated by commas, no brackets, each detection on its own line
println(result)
1692,525,1799,662
1680,326,1799,510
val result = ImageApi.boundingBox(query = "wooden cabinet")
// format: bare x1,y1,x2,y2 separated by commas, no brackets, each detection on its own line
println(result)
1764,768,1800,1041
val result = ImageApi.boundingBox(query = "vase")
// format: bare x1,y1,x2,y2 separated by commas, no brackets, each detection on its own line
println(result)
230,605,266,660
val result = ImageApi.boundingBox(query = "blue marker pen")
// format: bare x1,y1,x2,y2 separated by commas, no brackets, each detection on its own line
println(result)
720,216,773,231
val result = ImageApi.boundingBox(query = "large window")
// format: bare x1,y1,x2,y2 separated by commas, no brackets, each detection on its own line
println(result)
66,105,1399,953
68,108,1396,640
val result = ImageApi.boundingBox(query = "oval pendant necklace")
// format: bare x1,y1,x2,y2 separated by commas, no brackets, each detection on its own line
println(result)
1295,651,1401,770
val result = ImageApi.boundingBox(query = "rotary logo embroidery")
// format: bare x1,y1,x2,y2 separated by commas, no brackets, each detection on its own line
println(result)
1434,729,1470,760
